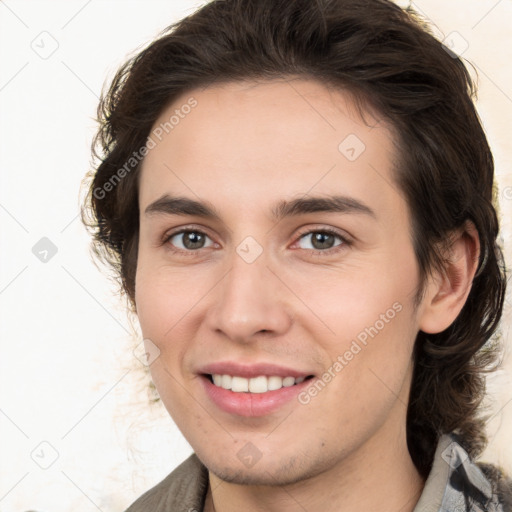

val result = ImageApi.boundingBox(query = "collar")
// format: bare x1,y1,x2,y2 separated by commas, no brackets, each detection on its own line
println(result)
413,432,504,512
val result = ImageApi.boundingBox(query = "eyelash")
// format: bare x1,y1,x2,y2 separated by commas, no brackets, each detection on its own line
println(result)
162,225,352,258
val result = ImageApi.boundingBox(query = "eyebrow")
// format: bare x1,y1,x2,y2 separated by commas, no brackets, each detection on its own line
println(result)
144,194,376,221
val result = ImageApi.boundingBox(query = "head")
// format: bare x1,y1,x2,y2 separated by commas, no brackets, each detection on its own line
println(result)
83,0,506,481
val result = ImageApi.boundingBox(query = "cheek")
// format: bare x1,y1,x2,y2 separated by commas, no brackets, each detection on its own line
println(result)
135,259,207,339
134,274,169,344
283,248,420,415
295,275,417,440
134,268,201,420
134,260,224,405
285,256,417,347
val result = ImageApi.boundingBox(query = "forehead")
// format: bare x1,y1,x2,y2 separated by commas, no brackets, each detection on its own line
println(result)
138,78,402,219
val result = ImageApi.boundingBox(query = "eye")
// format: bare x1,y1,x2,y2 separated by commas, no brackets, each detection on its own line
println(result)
296,229,347,252
166,230,215,251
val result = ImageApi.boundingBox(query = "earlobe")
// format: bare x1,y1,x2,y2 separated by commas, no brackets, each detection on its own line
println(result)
418,221,480,334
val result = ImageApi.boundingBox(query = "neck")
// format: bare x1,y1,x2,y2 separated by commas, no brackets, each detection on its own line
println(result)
205,424,425,512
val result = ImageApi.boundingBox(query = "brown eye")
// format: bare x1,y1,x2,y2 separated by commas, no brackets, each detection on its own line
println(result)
297,231,345,251
167,230,213,250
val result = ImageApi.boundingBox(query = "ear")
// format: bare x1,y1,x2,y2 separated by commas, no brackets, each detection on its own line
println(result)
418,221,480,334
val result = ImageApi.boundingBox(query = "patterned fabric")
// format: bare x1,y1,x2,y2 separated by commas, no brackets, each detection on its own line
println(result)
441,438,505,512
413,432,508,512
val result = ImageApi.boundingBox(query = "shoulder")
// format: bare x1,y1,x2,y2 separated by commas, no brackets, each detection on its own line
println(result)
443,432,512,512
477,461,512,512
448,432,512,512
415,432,512,512
124,453,209,512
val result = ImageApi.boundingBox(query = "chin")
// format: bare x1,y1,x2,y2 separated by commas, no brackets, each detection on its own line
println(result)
196,446,338,487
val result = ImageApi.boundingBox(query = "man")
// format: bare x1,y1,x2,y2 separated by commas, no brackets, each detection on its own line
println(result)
83,0,511,510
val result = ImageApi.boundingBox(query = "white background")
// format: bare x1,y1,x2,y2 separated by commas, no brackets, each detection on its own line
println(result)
0,1,511,511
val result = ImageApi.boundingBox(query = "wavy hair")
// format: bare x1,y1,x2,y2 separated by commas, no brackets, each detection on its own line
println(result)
82,0,507,482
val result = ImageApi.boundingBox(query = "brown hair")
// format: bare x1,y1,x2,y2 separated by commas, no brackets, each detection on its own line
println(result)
82,0,507,480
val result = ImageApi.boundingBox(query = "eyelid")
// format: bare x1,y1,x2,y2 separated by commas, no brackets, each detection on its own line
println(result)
161,224,352,255
161,225,218,251
297,225,353,244
292,226,353,255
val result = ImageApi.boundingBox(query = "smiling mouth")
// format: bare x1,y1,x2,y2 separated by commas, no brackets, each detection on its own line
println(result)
205,374,315,393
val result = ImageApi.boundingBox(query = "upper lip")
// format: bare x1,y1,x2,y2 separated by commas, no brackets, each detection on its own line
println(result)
198,361,313,379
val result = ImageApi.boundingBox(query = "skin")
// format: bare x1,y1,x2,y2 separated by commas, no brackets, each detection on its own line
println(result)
134,78,479,512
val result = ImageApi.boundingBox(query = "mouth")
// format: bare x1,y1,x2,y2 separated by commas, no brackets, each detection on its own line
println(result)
199,371,315,417
205,373,314,393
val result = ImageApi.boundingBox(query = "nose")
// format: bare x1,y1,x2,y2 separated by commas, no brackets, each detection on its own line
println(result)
205,249,293,343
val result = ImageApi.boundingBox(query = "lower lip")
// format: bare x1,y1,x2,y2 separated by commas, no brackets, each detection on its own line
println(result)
200,375,312,417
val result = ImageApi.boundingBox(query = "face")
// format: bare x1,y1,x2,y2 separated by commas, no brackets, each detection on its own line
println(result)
135,78,426,485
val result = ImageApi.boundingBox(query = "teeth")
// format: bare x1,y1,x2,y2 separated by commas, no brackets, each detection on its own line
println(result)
282,376,295,387
221,374,232,389
249,376,267,393
211,374,307,393
231,376,249,392
267,376,283,391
